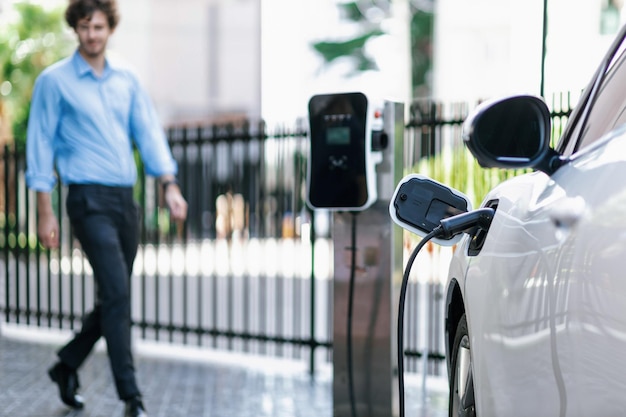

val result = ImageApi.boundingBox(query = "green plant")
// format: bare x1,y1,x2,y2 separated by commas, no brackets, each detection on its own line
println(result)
311,0,434,96
0,2,74,151
410,145,530,209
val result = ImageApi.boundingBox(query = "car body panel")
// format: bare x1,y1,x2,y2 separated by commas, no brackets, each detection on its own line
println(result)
450,125,626,416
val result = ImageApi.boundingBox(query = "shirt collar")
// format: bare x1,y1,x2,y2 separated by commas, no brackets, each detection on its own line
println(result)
72,50,112,78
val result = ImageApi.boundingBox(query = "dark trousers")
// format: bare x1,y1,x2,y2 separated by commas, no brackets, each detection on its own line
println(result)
57,184,141,400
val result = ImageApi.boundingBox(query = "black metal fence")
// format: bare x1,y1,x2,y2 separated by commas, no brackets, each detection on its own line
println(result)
1,118,336,373
0,94,576,377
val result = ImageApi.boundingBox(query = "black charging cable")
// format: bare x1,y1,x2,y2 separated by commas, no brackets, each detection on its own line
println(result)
347,211,358,417
397,207,495,417
397,227,441,417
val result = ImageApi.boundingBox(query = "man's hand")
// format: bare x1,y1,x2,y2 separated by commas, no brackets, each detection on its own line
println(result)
163,183,188,222
37,192,60,249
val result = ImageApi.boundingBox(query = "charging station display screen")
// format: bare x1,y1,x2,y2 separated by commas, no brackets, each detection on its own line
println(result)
327,126,351,145
308,92,369,209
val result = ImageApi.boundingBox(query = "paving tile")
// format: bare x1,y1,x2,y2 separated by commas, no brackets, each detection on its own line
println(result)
0,330,448,417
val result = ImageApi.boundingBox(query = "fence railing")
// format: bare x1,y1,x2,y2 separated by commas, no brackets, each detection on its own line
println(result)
0,94,575,377
1,120,335,371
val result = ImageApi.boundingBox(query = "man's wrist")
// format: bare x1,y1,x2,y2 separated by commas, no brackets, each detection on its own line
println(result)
36,192,55,216
161,178,179,193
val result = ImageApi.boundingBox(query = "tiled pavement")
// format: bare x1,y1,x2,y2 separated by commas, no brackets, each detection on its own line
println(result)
0,324,448,417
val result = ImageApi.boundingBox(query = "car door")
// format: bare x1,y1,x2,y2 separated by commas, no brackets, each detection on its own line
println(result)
549,128,626,417
547,31,626,416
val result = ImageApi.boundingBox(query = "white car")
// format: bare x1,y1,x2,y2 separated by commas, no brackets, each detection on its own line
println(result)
445,23,626,417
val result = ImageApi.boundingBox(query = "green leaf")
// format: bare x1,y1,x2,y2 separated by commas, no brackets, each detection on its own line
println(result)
0,3,74,150
311,28,384,74
338,2,365,22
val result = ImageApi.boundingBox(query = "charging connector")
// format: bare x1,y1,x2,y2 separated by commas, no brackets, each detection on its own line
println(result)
389,174,472,246
437,207,495,239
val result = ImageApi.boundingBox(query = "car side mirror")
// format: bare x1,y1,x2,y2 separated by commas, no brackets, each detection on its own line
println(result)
462,95,563,175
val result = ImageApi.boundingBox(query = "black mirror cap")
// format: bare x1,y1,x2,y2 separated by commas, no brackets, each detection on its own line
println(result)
462,95,562,175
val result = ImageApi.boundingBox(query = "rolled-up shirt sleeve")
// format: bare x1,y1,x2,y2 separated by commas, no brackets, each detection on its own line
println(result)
128,76,178,178
26,73,61,192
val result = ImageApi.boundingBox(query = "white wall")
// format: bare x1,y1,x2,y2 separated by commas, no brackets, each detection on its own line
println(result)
433,0,625,102
260,0,412,124
111,0,261,125
0,0,262,124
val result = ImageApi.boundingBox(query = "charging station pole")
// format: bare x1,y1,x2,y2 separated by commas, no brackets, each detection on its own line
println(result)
331,100,404,417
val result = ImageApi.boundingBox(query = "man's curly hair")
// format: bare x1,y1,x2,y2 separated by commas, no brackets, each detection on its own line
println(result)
65,0,120,30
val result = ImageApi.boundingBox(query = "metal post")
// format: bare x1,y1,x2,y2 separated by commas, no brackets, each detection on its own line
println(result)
332,101,405,417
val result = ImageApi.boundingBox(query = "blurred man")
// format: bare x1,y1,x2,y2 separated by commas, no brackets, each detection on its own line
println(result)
25,1,188,416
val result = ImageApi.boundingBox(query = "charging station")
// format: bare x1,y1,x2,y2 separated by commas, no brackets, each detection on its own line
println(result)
307,92,384,211
307,92,404,417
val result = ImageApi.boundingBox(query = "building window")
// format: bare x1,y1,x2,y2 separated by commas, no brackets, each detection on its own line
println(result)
601,0,623,35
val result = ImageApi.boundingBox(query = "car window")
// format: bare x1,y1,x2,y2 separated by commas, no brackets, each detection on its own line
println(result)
560,36,626,156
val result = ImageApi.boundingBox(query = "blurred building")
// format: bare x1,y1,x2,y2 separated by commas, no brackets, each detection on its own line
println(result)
3,0,626,126
111,0,261,126
433,0,626,101
0,0,262,127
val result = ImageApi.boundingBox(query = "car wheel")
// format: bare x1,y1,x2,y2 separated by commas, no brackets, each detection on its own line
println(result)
449,314,476,417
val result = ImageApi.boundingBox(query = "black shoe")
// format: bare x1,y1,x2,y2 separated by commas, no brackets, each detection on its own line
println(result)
124,396,147,417
47,362,84,409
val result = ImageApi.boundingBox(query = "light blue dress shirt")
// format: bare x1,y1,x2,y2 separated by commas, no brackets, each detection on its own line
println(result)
26,50,178,192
